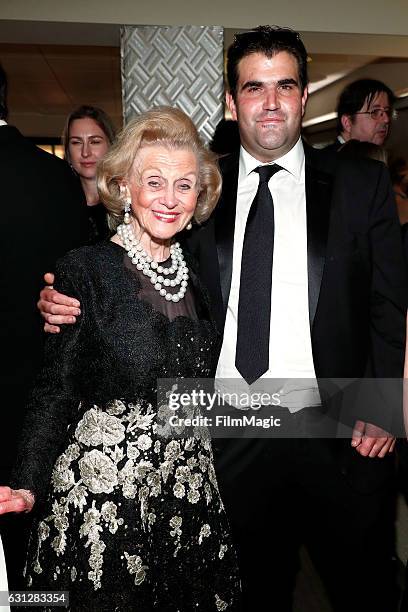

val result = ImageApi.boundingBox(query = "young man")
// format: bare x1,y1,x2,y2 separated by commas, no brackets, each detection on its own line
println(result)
39,27,406,611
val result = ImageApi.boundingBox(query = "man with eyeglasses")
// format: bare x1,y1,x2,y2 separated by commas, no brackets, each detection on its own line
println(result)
327,78,396,150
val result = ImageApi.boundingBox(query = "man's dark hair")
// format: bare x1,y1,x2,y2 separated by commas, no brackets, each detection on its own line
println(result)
227,25,309,99
336,79,395,134
209,118,241,156
0,63,8,121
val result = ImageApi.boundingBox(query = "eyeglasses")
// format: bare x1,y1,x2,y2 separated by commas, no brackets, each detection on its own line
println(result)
353,108,398,121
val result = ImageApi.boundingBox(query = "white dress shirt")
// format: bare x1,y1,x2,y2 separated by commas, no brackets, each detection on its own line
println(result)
215,138,320,410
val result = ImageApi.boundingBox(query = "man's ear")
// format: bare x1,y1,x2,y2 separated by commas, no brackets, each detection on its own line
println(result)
226,92,238,121
341,114,353,138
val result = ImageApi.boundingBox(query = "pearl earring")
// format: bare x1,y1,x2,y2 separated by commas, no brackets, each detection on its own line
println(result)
120,185,131,224
186,222,192,231
124,196,131,224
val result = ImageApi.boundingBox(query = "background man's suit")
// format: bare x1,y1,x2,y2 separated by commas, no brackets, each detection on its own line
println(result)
186,143,407,611
0,125,88,587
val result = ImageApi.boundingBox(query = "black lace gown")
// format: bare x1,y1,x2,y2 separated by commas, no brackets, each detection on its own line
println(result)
12,241,241,611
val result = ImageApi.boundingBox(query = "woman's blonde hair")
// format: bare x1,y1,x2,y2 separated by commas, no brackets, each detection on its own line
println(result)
97,106,221,229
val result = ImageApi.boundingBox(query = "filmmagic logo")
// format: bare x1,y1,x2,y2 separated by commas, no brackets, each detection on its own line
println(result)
168,389,281,411
168,413,281,429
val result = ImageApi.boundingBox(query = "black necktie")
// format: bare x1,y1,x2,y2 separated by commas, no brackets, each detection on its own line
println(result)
235,164,283,384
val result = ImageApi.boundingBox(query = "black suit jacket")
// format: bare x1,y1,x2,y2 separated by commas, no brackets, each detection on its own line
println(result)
186,143,407,430
323,138,342,153
0,126,88,476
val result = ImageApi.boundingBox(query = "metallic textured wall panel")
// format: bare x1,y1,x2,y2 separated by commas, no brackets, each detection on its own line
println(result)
121,25,224,142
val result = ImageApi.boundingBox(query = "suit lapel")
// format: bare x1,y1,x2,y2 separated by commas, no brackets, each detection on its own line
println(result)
305,146,333,328
215,152,239,322
213,146,333,333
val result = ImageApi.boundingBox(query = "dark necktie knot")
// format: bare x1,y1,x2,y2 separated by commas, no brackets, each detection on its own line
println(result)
254,164,283,184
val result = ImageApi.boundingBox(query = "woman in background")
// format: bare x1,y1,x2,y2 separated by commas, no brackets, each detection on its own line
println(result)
63,105,116,243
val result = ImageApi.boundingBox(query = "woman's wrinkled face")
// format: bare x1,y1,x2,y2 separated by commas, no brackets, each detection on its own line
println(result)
68,117,110,180
125,144,199,247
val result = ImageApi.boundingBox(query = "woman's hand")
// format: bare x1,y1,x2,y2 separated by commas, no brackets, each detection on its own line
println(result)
0,487,34,514
37,273,81,334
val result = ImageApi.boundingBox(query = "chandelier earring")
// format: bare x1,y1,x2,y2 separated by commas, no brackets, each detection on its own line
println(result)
123,195,132,224
120,185,132,225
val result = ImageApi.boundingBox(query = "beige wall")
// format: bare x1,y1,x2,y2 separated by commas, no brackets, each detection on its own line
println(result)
2,0,408,36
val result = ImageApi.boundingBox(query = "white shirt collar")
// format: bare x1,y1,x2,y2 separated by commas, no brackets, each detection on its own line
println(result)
0,120,7,127
239,137,304,182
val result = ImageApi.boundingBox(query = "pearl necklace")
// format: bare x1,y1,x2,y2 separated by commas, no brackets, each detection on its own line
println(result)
117,224,189,302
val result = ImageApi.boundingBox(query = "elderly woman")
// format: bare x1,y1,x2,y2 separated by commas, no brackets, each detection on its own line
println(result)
0,107,240,611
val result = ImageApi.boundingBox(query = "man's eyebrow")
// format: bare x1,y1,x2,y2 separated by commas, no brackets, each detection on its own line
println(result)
370,103,391,109
277,78,299,87
240,77,299,91
241,80,263,91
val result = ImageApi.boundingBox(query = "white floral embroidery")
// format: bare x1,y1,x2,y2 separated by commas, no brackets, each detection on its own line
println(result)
184,438,195,452
106,399,127,416
101,501,124,534
79,502,105,590
189,472,203,489
169,515,182,533
134,461,153,482
198,523,211,544
146,472,161,497
66,485,88,511
127,441,140,460
65,443,80,461
51,500,69,555
75,408,125,447
175,465,191,482
127,403,156,432
118,459,137,499
136,434,152,451
38,521,50,542
169,516,182,557
204,483,213,505
79,450,118,494
215,594,228,610
164,440,183,462
26,398,233,600
138,485,149,522
187,489,200,504
124,552,148,586
51,455,75,492
173,482,185,499
219,544,228,560
108,445,125,464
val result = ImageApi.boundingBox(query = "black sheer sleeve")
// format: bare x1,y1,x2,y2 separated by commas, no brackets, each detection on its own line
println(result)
10,251,88,507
